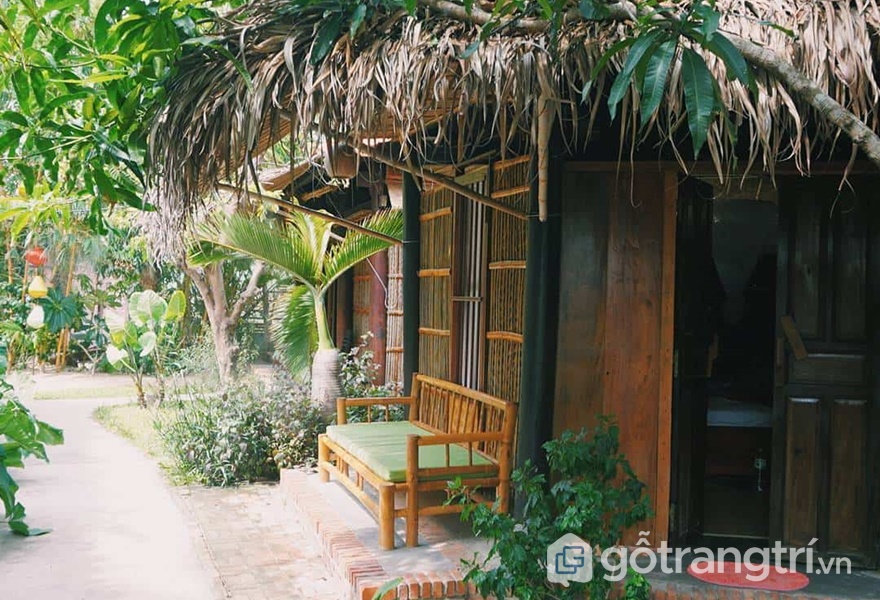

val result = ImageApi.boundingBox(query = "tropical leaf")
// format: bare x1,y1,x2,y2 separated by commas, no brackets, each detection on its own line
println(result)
270,285,317,378
197,213,320,289
164,290,186,321
639,40,677,128
607,30,665,120
323,210,403,288
680,47,719,157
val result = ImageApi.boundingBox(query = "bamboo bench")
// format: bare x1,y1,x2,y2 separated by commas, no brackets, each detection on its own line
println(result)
317,373,518,549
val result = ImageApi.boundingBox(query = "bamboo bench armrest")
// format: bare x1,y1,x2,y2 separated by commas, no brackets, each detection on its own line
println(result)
338,396,414,407
412,432,505,446
336,396,414,424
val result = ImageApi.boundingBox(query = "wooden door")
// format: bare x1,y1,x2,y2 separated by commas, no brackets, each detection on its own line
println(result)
774,176,879,566
670,178,716,544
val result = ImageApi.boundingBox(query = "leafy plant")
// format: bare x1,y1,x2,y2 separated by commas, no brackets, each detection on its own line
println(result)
106,289,186,407
156,383,277,486
39,287,81,334
0,346,64,536
339,334,404,423
451,419,651,600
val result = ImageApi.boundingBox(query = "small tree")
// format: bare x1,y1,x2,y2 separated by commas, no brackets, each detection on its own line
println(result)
106,289,186,407
193,210,402,413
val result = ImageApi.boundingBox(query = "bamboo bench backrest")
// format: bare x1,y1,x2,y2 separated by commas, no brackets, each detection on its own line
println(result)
410,373,518,463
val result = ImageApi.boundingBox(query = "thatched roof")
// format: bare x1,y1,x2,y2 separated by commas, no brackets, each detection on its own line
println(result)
149,0,880,220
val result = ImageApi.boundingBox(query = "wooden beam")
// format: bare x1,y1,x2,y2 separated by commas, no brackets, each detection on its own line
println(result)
355,144,528,221
215,182,401,245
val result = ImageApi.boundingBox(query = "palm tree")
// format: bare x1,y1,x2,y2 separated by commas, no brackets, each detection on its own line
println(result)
192,209,403,412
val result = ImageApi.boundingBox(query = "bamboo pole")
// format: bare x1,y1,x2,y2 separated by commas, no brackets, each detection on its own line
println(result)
214,183,401,245
355,144,529,221
56,243,77,371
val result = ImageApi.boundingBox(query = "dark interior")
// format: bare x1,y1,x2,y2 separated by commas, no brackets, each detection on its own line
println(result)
700,197,778,541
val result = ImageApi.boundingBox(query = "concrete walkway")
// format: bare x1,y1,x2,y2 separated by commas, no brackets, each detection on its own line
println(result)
0,395,220,600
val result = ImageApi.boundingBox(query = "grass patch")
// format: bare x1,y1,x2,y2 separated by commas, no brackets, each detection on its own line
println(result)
35,384,139,400
93,403,198,485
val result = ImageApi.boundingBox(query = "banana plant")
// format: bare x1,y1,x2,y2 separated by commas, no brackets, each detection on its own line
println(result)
106,289,186,407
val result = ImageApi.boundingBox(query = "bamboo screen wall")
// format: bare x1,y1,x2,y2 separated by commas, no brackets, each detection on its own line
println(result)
385,245,404,387
418,157,530,403
485,157,529,404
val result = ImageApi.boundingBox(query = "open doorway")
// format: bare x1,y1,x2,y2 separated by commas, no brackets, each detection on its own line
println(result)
671,177,778,546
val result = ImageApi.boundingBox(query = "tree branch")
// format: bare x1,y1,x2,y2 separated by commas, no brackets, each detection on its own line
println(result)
417,0,880,170
229,261,266,326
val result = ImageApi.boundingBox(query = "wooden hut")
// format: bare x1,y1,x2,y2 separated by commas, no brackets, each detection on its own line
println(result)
148,0,880,567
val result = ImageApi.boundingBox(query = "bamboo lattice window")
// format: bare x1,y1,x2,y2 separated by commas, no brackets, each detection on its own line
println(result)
385,244,404,387
417,156,530,404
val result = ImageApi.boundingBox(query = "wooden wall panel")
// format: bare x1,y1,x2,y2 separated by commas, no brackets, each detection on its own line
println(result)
553,170,609,436
553,165,676,545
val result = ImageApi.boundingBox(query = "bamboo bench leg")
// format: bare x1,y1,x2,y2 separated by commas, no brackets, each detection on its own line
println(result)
318,435,330,483
378,484,395,550
406,435,419,547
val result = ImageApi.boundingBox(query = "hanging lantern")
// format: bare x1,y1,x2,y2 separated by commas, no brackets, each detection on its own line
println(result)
24,246,47,267
27,275,49,299
26,305,45,329
322,138,359,179
385,168,404,209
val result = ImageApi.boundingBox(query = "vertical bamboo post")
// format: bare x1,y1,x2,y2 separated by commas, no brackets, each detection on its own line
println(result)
378,483,396,551
405,434,420,547
497,403,519,514
336,397,348,425
56,244,77,371
318,435,330,483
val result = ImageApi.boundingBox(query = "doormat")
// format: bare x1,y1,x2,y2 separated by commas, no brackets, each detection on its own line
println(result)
686,562,810,591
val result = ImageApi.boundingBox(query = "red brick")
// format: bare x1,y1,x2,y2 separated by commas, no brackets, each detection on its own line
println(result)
397,582,410,600
432,580,444,598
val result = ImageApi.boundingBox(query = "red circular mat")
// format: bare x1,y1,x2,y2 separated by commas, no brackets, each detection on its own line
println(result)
687,561,810,591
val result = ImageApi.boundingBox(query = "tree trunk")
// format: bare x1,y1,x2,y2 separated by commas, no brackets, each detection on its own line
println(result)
210,317,239,385
311,292,341,413
311,347,341,414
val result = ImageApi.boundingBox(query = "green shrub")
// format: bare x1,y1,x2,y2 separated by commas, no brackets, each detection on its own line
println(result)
340,334,405,423
264,375,330,469
156,384,276,486
451,418,652,600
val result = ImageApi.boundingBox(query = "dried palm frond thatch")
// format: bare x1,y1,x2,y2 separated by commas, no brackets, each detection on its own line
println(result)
148,0,880,223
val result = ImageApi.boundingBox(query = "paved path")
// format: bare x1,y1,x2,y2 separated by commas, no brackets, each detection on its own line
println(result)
177,484,346,600
0,396,220,600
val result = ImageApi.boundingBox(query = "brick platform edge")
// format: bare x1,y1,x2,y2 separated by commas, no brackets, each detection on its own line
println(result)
280,469,476,600
280,470,840,600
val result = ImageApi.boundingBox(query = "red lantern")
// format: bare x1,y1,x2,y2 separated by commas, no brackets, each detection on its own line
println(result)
24,246,47,267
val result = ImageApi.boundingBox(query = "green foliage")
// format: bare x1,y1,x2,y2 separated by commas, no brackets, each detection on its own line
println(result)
156,376,331,485
451,419,651,600
155,384,277,486
338,334,405,422
0,0,225,227
39,287,81,333
0,358,64,536
106,288,186,405
264,375,331,470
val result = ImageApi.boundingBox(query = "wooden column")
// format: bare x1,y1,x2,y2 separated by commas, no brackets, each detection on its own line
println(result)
334,271,353,350
402,172,421,395
516,155,561,480
367,250,389,384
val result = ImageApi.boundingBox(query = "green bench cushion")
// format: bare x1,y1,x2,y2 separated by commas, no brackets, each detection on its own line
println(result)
325,421,494,483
